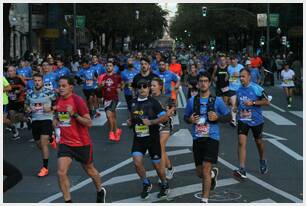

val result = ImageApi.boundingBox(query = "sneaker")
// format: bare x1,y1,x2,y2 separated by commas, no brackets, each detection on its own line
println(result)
141,182,152,199
157,182,170,199
19,121,27,129
50,134,57,150
96,187,106,203
11,135,21,140
200,198,208,203
37,167,49,177
166,167,175,180
115,128,122,142
259,160,268,174
27,117,32,130
287,104,292,108
210,167,219,191
12,126,20,140
230,120,237,127
233,168,247,180
109,132,116,141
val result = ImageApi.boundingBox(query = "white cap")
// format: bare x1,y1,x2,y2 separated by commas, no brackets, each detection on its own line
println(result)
245,60,251,65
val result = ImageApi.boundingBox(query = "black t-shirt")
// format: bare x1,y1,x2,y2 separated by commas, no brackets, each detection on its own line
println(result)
130,96,164,140
186,74,198,89
132,72,159,89
7,76,26,102
215,65,229,89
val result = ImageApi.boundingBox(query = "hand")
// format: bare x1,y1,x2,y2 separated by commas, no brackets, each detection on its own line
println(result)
66,105,74,116
190,113,200,124
167,107,175,117
208,111,218,121
142,118,151,126
244,100,253,107
43,105,51,113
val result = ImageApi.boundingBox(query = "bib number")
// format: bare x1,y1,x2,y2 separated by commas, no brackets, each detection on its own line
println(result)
86,79,94,86
9,92,17,100
135,124,150,137
239,109,252,121
221,86,229,93
284,79,293,84
58,112,71,127
195,117,210,137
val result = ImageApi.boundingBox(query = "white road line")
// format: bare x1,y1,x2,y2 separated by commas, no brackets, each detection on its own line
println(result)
265,139,303,160
252,198,276,203
262,132,287,140
116,107,128,110
115,178,239,203
269,103,285,112
92,111,107,126
173,113,180,125
289,111,303,118
177,91,183,108
167,129,193,147
179,86,187,108
39,149,191,203
218,157,303,203
263,111,296,125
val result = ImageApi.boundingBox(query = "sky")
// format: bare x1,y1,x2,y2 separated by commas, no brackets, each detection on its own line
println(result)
159,3,177,17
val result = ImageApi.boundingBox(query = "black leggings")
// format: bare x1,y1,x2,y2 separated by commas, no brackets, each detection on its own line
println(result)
3,160,22,193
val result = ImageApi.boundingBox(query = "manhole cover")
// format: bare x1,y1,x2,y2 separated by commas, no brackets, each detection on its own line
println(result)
194,190,242,202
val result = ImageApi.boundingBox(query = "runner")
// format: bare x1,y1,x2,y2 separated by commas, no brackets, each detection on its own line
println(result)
54,57,71,78
246,60,262,84
186,64,199,99
98,61,123,141
25,74,57,177
127,78,170,199
42,61,59,92
169,56,182,103
233,68,270,179
17,58,34,91
54,76,106,203
3,76,12,134
151,77,176,181
184,71,231,203
281,62,295,108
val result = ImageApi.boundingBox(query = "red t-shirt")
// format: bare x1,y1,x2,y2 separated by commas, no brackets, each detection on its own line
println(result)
169,63,182,77
250,57,262,68
56,94,92,147
98,73,122,101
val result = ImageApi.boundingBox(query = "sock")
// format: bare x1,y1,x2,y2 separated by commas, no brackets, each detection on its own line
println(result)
65,200,72,203
43,159,48,169
143,178,150,185
201,198,208,203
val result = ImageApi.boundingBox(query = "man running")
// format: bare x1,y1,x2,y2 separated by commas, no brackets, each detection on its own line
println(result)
233,68,270,179
184,71,231,203
55,76,106,203
98,61,123,141
42,61,59,92
55,57,71,78
127,78,170,199
25,74,56,177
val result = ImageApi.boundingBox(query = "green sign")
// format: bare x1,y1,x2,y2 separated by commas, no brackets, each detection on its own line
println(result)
269,14,279,27
76,16,86,29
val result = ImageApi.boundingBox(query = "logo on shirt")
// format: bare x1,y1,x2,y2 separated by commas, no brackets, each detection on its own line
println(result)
105,78,114,86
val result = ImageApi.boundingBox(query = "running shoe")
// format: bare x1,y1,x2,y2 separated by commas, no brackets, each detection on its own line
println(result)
109,132,116,141
37,167,49,177
96,187,106,203
11,126,20,140
141,182,152,199
233,168,247,180
210,167,219,191
50,134,57,150
287,104,292,108
157,182,170,199
259,160,268,174
200,198,208,203
166,167,175,180
230,120,237,127
19,121,27,129
115,128,122,141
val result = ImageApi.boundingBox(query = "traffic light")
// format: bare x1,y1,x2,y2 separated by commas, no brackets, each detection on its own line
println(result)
260,36,265,46
286,41,290,48
202,6,207,17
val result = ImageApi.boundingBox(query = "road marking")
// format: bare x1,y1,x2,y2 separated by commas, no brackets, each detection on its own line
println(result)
167,129,193,147
39,149,191,203
104,163,195,186
179,86,187,108
177,92,183,108
289,111,303,118
173,113,180,125
218,157,303,203
117,107,128,110
115,178,239,203
263,111,296,125
269,103,285,112
263,132,287,140
252,198,276,203
265,139,303,160
92,111,107,126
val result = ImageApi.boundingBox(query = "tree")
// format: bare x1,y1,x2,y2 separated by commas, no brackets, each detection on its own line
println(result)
4,3,11,61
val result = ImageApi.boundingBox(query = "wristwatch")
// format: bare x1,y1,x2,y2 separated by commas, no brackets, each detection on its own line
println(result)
72,113,80,118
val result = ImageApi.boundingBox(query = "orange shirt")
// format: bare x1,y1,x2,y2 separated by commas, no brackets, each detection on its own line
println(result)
169,63,182,77
250,57,262,68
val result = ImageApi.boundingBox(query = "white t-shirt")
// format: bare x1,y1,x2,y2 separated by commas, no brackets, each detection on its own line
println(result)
281,69,295,87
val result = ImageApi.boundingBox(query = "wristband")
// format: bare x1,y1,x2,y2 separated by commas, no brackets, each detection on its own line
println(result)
72,113,80,118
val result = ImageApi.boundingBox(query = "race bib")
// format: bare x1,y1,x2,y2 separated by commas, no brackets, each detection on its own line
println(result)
8,92,17,101
195,117,210,137
135,124,150,137
58,112,71,127
221,86,229,93
239,109,252,121
86,79,94,86
284,79,293,84
229,76,238,82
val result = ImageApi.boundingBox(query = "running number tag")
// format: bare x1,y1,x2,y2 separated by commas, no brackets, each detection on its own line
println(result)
135,124,150,137
58,112,71,127
229,76,238,82
195,117,210,137
284,79,293,84
221,86,229,93
8,92,17,100
86,79,94,86
239,109,252,121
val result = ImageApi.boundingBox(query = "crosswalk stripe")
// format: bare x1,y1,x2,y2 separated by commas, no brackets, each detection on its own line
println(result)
263,111,296,125
269,103,285,112
265,139,303,160
114,178,239,203
289,111,303,118
252,198,276,203
92,111,107,126
173,113,179,125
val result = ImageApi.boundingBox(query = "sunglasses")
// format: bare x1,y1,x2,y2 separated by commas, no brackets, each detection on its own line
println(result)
137,84,148,89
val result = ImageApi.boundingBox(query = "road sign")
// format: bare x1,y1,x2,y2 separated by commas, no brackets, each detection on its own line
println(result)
257,13,267,27
269,13,279,27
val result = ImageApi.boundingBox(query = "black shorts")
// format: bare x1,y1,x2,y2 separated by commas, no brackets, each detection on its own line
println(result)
95,87,103,98
104,100,118,112
193,138,219,166
215,88,230,97
237,121,264,139
8,101,24,113
124,95,133,111
32,120,53,141
83,89,96,100
131,137,161,162
283,86,295,89
227,90,236,97
58,144,93,165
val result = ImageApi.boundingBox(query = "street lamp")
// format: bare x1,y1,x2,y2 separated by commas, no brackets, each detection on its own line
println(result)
135,10,139,20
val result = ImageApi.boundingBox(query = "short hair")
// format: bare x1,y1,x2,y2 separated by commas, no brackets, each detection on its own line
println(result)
140,56,151,64
81,57,90,65
151,77,164,87
33,73,43,79
197,71,211,82
59,76,75,85
240,68,251,75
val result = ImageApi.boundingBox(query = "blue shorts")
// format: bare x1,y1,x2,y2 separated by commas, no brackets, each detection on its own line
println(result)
3,105,8,114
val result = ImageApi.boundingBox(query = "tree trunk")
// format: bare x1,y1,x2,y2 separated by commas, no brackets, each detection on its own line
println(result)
4,3,11,61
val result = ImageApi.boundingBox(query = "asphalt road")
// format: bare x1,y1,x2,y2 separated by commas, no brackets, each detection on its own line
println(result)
3,82,303,203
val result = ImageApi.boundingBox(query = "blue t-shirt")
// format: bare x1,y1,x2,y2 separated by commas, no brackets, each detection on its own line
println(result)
154,70,179,97
228,64,244,91
151,59,159,73
121,68,139,96
236,82,264,126
250,68,261,84
43,72,59,90
76,67,98,90
133,60,141,71
91,63,106,76
184,96,230,141
17,66,34,90
55,66,71,77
